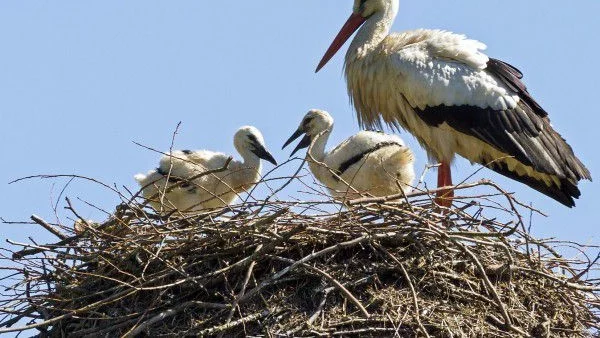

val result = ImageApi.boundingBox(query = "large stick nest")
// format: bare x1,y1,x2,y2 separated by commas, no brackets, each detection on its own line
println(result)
1,178,599,337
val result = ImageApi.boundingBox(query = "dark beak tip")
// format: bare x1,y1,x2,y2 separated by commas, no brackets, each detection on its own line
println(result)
251,144,278,166
282,129,304,150
267,156,278,166
289,134,312,158
263,152,277,166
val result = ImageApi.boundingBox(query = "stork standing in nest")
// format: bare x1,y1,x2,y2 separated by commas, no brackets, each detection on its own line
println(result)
283,109,415,200
315,0,591,207
135,126,277,213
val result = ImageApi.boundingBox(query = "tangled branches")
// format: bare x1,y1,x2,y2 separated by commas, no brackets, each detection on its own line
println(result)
0,176,598,337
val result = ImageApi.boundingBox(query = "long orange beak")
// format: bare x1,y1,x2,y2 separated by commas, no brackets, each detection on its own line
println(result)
315,13,367,73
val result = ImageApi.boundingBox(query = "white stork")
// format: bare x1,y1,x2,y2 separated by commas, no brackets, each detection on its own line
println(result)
315,0,591,207
282,109,415,200
135,126,277,213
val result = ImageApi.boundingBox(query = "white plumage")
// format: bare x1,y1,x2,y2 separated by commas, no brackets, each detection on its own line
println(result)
283,109,415,200
316,0,591,207
135,126,277,213
382,30,516,110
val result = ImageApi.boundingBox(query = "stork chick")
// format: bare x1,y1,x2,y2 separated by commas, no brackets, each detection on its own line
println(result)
283,109,415,200
135,126,277,213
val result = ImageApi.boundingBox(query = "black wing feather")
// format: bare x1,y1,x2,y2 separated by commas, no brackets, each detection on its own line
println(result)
415,58,591,206
156,167,192,188
334,141,402,180
488,161,579,207
487,58,546,116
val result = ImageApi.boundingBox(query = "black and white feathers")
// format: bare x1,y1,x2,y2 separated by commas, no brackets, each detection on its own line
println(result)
283,109,415,200
135,126,276,213
326,0,592,206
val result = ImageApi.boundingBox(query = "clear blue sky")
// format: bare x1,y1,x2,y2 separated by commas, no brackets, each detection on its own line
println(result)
0,1,597,251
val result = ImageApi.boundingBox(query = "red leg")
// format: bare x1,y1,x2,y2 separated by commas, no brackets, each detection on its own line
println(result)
435,161,454,208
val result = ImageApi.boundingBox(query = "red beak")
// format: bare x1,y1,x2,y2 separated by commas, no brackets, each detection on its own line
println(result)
315,13,367,73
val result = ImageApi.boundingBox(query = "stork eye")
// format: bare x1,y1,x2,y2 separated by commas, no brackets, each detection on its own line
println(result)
247,134,258,144
302,117,313,129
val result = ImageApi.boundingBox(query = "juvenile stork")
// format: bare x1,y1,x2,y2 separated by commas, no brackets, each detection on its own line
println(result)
282,109,415,200
135,126,277,212
316,0,591,207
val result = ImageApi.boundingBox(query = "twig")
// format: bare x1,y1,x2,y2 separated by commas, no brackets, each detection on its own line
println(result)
198,310,272,336
29,215,67,241
239,235,370,304
219,245,262,337
375,244,430,338
348,180,488,205
271,255,370,318
124,301,230,337
307,287,333,326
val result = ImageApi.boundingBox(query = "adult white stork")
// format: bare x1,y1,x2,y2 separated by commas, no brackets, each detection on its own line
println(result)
315,0,591,207
282,109,415,200
135,126,277,213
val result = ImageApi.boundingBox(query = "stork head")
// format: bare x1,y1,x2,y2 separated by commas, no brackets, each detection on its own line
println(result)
282,109,334,157
353,0,394,17
316,0,399,72
234,126,277,165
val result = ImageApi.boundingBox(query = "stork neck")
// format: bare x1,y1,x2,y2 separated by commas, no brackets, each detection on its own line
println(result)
307,128,332,163
238,148,262,169
347,4,397,60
